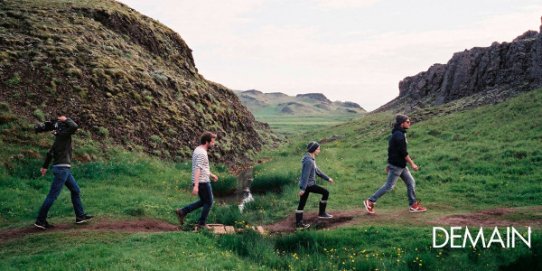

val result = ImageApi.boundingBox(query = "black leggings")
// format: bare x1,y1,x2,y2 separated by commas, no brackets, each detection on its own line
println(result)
297,184,329,210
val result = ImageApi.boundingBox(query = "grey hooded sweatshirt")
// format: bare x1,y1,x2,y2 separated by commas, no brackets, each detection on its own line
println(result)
299,153,330,191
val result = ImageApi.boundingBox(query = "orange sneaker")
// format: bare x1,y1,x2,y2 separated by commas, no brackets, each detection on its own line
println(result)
363,199,375,214
409,201,427,213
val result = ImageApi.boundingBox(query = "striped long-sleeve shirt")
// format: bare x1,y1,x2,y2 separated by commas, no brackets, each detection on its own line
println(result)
192,146,210,183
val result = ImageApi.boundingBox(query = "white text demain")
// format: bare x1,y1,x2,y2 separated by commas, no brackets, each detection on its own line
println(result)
432,227,531,249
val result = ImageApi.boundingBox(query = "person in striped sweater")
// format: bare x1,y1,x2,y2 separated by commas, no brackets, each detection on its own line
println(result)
175,132,219,229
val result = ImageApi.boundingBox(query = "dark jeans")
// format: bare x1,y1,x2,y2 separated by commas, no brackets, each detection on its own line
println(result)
37,166,85,222
181,182,214,225
369,163,417,206
297,184,329,211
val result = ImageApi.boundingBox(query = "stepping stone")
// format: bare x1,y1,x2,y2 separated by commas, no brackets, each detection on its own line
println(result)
225,226,235,234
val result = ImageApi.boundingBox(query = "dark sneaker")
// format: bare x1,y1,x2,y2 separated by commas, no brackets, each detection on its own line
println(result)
318,213,333,219
34,220,54,230
409,201,427,213
295,222,310,229
76,214,94,224
363,199,375,214
175,208,186,225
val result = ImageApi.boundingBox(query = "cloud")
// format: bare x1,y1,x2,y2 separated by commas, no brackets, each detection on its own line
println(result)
117,0,542,110
314,0,381,9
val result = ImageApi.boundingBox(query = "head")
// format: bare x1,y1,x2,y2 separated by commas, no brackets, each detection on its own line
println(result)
200,131,217,149
34,114,68,134
56,114,67,122
307,141,321,156
394,114,411,130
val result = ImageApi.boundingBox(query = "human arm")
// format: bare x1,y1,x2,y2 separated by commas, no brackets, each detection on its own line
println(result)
210,172,218,182
405,155,419,171
192,168,200,195
315,166,332,183
41,147,54,171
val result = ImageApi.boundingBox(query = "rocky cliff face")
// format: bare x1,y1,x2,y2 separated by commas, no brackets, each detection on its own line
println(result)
0,0,268,162
377,22,542,113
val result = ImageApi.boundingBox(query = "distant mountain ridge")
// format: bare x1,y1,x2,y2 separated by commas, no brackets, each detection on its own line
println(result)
377,19,542,113
235,90,366,115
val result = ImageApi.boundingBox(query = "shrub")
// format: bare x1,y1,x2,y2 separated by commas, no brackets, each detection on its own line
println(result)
251,172,294,194
212,175,237,196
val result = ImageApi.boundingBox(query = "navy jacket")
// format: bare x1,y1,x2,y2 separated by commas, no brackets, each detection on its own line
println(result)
387,128,408,168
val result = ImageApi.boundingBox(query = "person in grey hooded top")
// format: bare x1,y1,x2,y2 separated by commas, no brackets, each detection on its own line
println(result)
295,141,335,229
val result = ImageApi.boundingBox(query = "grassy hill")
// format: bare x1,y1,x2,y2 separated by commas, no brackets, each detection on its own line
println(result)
0,0,269,162
1,89,540,270
235,90,366,136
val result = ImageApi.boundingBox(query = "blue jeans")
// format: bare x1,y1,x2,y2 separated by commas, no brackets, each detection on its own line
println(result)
181,182,214,225
37,166,85,222
369,164,417,206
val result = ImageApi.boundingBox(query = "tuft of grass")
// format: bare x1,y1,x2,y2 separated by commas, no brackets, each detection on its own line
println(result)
32,109,45,122
5,73,21,87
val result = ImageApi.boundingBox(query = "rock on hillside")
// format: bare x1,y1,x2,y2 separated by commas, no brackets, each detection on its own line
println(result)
377,20,542,113
0,0,267,162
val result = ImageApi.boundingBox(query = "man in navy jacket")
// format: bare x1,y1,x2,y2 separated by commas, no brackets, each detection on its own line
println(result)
363,114,427,214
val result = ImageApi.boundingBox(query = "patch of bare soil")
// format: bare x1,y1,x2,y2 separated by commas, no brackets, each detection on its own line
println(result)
433,206,542,227
265,210,358,233
0,218,179,243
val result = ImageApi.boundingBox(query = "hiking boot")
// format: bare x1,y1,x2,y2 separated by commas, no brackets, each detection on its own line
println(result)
363,199,375,214
318,212,333,219
295,222,310,229
409,201,427,213
175,208,186,225
75,214,94,224
34,220,54,230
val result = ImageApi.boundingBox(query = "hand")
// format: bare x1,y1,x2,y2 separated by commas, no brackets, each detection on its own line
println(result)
385,166,390,174
57,116,67,122
411,163,420,171
192,186,199,195
40,168,47,176
211,174,218,182
299,190,305,196
329,178,335,184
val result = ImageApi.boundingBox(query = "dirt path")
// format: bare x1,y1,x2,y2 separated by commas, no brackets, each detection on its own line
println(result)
264,206,542,233
0,218,179,243
433,206,542,227
1,206,541,243
265,210,359,233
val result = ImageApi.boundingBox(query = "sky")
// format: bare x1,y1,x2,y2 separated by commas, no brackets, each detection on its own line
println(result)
117,0,542,111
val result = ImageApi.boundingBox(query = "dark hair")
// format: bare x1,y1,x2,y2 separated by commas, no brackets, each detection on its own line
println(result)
307,141,320,153
394,114,409,129
200,131,217,145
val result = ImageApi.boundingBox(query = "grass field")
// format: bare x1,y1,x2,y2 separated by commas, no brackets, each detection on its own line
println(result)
256,115,359,137
1,90,541,270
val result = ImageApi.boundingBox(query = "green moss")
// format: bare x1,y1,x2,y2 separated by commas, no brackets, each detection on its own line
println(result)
32,109,45,122
6,73,21,86
96,126,109,137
